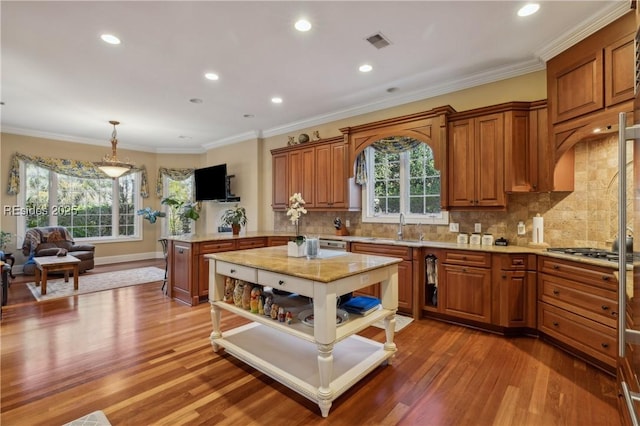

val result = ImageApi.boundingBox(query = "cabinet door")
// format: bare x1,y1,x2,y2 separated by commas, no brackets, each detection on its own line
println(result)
474,113,505,207
198,254,210,299
171,243,193,305
448,119,476,207
498,270,536,328
605,33,634,107
289,147,315,208
315,144,332,207
397,260,412,314
272,152,289,209
504,110,533,192
441,264,491,323
329,142,348,208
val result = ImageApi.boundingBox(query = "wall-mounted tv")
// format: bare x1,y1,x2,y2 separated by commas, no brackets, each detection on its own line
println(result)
194,164,228,201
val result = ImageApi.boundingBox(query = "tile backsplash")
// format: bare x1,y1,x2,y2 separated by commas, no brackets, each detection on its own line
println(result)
275,134,632,249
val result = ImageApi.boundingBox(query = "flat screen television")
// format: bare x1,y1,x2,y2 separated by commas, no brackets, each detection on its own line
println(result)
194,164,228,201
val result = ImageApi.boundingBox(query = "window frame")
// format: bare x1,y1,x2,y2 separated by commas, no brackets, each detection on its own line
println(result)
361,144,449,225
161,173,195,236
17,160,143,245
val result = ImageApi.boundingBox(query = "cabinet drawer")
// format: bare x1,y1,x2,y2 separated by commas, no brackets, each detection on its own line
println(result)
496,253,536,270
258,270,313,296
442,250,490,267
237,237,267,250
350,243,412,260
200,240,236,254
539,273,618,328
538,256,617,291
538,302,616,367
215,261,257,283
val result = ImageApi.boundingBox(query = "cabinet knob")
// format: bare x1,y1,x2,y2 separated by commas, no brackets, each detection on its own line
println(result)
612,311,618,317
552,289,559,295
601,305,609,311
462,267,468,273
501,274,507,279
178,248,184,254
601,275,610,281
553,265,560,270
230,269,236,274
601,343,609,348
552,321,559,327
278,280,285,286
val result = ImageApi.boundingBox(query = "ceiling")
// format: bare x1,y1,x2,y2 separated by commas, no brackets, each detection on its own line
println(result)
0,1,630,154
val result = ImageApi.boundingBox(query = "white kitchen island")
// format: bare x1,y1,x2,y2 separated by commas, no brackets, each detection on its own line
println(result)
207,245,400,417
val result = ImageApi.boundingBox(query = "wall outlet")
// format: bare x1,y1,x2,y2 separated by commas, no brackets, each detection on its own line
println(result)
474,223,482,233
449,222,459,232
345,220,350,228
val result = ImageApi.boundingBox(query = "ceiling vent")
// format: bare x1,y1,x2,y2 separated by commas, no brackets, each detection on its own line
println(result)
366,32,391,49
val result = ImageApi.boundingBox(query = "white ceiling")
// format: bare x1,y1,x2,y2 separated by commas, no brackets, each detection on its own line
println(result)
0,1,630,154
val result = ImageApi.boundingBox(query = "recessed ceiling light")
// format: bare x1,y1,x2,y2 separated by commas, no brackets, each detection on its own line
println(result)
271,97,283,104
386,87,399,93
243,114,255,118
189,98,203,104
359,64,373,73
204,72,219,81
178,135,192,139
517,3,540,17
294,19,312,32
100,34,121,45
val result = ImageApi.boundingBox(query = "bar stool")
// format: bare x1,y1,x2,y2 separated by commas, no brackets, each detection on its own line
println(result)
159,239,169,295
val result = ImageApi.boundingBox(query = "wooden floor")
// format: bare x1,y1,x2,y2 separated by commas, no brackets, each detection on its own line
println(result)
1,261,622,425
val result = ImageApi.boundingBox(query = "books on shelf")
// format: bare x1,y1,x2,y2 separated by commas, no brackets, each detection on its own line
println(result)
340,295,381,316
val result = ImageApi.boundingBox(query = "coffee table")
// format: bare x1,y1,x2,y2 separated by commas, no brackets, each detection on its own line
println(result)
34,255,81,295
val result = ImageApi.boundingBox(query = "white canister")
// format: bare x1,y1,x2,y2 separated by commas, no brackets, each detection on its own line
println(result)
457,233,469,244
481,234,494,246
469,233,481,245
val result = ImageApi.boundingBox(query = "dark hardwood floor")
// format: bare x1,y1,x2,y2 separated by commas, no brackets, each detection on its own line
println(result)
1,261,622,425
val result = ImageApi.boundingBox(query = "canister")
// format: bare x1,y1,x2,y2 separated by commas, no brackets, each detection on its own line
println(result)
469,233,481,245
481,233,494,246
457,233,469,244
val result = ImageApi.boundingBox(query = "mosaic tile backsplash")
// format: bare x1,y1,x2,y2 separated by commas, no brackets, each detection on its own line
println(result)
274,134,632,250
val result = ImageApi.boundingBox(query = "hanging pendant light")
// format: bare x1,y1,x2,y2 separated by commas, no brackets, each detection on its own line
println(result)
95,120,133,178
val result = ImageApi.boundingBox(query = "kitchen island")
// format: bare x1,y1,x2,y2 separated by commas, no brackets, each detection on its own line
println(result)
207,245,401,417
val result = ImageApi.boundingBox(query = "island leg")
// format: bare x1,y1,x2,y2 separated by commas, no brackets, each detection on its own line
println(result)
383,314,398,365
317,342,334,417
210,302,222,352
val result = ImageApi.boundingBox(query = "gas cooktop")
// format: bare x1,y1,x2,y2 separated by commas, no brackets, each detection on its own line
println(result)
547,247,635,264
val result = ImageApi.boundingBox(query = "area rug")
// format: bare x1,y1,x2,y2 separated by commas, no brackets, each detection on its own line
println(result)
372,314,414,332
63,410,111,426
27,267,165,302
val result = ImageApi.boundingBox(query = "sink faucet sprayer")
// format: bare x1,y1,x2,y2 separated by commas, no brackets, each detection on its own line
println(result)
398,212,405,240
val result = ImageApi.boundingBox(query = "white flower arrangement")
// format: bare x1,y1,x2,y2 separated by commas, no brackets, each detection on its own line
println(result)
286,193,307,225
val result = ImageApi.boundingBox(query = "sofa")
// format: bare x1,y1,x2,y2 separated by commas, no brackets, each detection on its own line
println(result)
21,226,95,275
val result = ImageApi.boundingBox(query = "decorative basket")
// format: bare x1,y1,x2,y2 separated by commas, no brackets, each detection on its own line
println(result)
287,241,306,257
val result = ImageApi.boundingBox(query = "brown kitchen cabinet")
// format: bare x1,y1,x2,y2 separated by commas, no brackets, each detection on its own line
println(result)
271,136,360,211
448,113,505,208
267,236,291,246
349,242,414,316
537,256,618,371
491,254,537,328
439,250,492,324
547,12,634,125
170,241,193,305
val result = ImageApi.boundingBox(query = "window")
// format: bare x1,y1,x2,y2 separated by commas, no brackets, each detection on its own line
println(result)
162,175,195,235
363,139,448,224
19,161,142,241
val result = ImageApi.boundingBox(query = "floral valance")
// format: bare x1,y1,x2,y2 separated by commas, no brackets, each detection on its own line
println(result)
155,167,195,198
7,153,149,198
355,136,423,185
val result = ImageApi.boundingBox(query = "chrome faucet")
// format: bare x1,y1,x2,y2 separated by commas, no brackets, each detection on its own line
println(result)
397,212,405,240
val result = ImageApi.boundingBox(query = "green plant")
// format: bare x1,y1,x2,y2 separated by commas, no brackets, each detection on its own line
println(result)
0,231,12,251
136,207,166,224
161,197,201,221
221,205,247,227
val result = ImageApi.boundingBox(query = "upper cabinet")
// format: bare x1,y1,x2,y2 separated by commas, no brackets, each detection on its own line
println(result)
271,136,360,211
547,12,634,163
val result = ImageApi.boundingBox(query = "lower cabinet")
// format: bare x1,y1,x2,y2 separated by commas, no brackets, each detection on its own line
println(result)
537,256,618,371
491,254,537,328
349,242,415,316
440,250,492,324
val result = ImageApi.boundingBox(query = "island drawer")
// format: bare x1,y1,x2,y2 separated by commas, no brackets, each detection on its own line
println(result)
215,261,257,283
258,270,313,296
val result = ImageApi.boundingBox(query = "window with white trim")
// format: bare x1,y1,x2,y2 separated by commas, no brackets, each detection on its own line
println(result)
362,140,448,225
18,161,142,241
162,174,195,235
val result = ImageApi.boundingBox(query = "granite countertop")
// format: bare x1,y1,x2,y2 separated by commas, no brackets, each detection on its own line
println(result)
207,245,402,283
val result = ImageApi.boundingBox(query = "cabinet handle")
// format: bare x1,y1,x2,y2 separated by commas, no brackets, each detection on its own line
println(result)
178,248,184,254
501,274,507,279
552,289,559,295
462,268,467,273
469,200,474,204
553,265,560,270
601,343,609,348
601,305,609,311
612,311,618,317
601,275,610,281
278,280,285,286
513,259,524,265
230,269,236,274
552,321,559,327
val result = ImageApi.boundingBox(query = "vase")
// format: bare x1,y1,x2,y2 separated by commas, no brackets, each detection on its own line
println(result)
232,224,240,235
287,241,306,257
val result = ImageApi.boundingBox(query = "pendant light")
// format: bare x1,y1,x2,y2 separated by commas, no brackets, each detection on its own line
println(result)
95,120,133,178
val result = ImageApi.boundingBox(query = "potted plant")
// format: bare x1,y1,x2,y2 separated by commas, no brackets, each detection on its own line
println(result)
161,197,201,234
136,207,166,224
221,205,247,235
0,230,12,252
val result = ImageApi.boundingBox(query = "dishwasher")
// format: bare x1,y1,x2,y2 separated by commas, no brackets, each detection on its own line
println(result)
319,239,347,252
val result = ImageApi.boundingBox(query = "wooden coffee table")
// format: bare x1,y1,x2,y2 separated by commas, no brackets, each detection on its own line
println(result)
34,255,81,295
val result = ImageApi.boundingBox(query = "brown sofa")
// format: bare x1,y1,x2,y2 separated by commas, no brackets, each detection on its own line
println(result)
22,226,95,275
